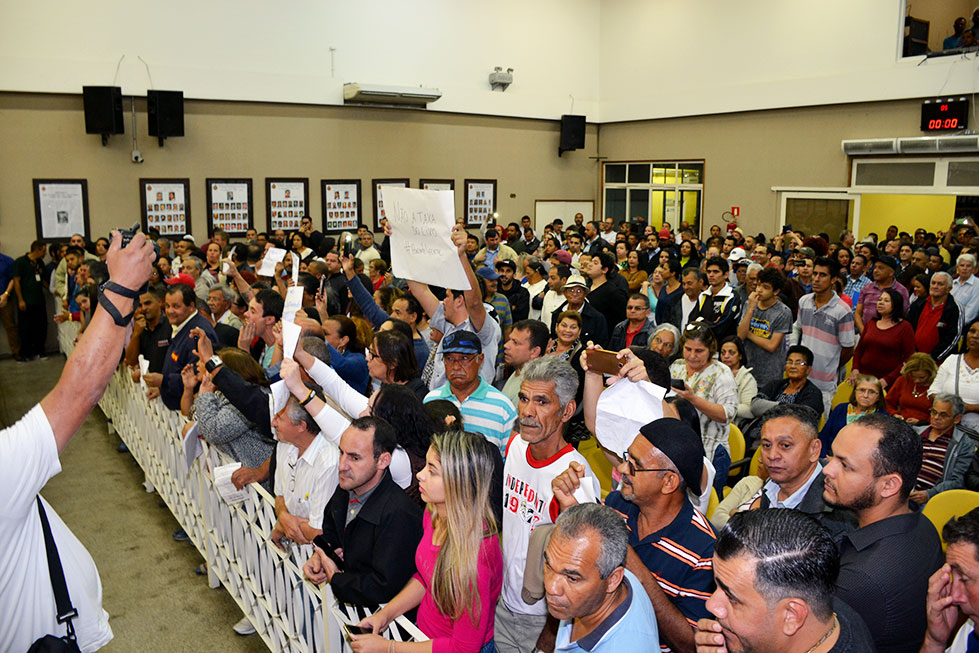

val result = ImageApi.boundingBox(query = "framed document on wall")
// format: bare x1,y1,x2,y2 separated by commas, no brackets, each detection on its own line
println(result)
419,179,454,192
206,178,253,237
372,178,409,231
266,178,309,233
33,179,90,241
140,178,190,237
464,179,497,227
321,180,362,234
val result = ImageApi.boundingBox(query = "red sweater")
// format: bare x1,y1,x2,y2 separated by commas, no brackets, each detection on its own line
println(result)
884,374,933,423
852,319,915,387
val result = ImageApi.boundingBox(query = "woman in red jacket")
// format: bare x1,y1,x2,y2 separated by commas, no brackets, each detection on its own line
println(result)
849,287,915,389
885,353,937,425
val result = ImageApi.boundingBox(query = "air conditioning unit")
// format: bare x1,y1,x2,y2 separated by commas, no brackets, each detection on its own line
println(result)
841,139,898,155
342,83,442,107
937,135,979,152
896,137,940,154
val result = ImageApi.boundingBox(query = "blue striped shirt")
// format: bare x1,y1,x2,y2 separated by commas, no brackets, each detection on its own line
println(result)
424,378,517,455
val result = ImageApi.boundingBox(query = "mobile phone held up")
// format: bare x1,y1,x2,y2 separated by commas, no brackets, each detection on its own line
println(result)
587,349,625,376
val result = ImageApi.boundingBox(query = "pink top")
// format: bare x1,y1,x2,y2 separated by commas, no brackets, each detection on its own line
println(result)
413,510,503,653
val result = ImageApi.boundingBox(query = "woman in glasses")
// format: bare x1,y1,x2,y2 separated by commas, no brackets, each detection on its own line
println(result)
351,430,502,653
745,345,826,445
818,374,887,456
668,320,738,489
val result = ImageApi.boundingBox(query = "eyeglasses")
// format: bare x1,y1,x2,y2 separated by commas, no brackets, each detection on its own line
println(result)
366,348,378,360
623,452,674,477
444,354,477,366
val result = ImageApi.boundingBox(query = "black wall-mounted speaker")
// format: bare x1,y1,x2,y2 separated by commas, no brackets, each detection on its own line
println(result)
147,90,184,142
559,114,586,155
82,86,124,135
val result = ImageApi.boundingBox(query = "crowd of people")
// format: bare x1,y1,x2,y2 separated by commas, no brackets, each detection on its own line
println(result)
8,209,979,652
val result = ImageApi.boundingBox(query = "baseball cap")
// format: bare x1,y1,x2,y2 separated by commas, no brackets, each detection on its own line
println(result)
164,273,196,287
637,418,706,494
875,255,899,271
441,330,482,355
728,247,747,262
733,258,750,269
658,227,671,240
496,259,517,271
564,274,588,290
475,266,501,280
553,250,572,266
795,247,816,260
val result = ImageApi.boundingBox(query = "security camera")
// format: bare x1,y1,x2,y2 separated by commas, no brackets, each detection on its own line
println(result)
131,149,143,164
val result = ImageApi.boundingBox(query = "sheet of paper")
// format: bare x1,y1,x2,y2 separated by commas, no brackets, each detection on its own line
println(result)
270,379,290,421
281,320,302,360
381,186,471,291
594,379,667,457
282,286,304,323
214,462,249,504
290,252,300,285
257,247,286,277
138,354,150,392
183,421,203,476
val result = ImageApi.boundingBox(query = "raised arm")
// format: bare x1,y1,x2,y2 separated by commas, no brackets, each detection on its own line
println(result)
41,232,156,452
453,225,487,332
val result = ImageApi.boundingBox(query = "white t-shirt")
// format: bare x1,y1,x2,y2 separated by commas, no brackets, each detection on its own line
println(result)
0,404,113,652
501,434,600,616
273,435,339,530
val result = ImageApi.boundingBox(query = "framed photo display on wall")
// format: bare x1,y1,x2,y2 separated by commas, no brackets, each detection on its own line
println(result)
206,178,253,236
140,178,190,237
419,179,454,192
464,179,497,227
33,179,90,241
265,178,309,232
321,180,362,233
373,178,409,231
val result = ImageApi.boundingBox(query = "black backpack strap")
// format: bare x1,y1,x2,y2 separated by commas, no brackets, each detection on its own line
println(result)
36,497,79,639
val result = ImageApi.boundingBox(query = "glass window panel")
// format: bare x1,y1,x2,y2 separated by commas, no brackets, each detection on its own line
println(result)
605,188,626,222
680,190,702,232
650,191,667,227
853,161,935,186
679,163,704,184
652,166,673,185
629,189,649,221
627,164,651,184
605,164,626,183
948,161,979,187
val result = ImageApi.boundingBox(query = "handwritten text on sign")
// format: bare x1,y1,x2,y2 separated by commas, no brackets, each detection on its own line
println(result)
383,186,471,291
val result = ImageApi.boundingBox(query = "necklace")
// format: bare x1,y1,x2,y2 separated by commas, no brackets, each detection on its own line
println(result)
910,382,926,398
805,613,838,653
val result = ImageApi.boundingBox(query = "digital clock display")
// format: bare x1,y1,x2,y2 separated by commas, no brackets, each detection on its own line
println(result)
921,98,969,132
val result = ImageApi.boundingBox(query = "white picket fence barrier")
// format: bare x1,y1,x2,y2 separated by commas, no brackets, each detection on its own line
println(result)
57,322,424,652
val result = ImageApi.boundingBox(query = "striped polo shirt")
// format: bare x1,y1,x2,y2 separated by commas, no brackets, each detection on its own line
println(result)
424,378,517,455
605,492,715,651
793,292,855,393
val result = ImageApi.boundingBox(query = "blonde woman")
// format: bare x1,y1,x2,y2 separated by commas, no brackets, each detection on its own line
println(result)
886,353,937,424
350,430,502,653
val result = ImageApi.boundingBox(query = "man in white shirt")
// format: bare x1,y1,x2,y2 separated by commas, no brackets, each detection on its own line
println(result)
678,267,705,331
921,508,979,653
522,259,548,321
1,230,155,652
496,357,600,653
599,217,617,244
354,231,381,265
952,252,979,324
540,264,571,330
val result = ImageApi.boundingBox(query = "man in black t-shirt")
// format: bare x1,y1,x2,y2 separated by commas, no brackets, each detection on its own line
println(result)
125,286,171,373
12,240,48,360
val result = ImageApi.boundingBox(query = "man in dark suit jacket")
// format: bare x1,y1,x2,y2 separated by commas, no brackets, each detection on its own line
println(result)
737,404,856,539
141,283,219,411
304,416,423,608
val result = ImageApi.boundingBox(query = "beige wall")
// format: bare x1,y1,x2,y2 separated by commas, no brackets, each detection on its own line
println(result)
598,98,926,238
0,93,599,255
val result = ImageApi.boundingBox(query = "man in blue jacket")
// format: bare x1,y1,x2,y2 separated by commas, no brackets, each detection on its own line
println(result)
143,283,218,410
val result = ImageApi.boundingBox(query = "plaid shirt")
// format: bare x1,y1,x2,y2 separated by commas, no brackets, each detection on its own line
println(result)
843,275,871,302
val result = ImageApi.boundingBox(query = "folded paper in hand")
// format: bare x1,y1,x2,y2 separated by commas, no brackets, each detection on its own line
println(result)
594,379,666,457
282,286,303,323
214,462,248,504
282,320,302,360
183,420,203,476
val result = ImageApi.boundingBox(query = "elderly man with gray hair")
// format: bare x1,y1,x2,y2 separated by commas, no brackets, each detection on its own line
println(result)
207,284,244,347
496,356,602,653
544,503,660,651
909,393,977,505
178,255,217,305
909,270,962,362
952,252,979,323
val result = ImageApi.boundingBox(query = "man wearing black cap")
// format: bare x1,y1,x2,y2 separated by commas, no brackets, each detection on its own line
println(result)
854,254,909,334
423,330,516,455
497,259,530,322
552,418,716,653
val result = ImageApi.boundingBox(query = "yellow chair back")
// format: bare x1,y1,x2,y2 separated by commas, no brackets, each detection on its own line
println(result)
922,490,979,550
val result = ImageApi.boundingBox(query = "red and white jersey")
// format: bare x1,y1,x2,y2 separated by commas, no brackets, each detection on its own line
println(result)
501,434,600,615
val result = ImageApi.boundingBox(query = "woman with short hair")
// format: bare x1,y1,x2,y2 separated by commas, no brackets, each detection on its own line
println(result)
819,375,888,456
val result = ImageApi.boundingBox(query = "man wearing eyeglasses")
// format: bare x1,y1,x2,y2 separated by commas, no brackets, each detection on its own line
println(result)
423,330,516,455
551,418,715,653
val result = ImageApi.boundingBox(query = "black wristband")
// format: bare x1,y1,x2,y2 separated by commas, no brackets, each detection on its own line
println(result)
97,290,135,327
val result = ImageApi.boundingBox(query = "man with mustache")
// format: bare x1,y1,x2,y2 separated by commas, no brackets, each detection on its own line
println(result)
552,418,715,653
496,357,601,653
